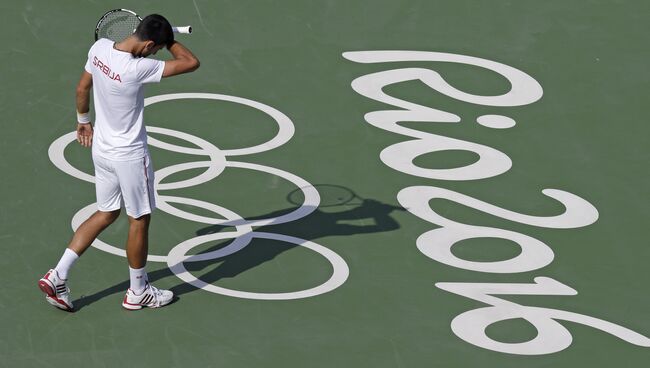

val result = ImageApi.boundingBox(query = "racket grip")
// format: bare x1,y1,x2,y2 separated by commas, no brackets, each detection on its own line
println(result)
172,26,192,34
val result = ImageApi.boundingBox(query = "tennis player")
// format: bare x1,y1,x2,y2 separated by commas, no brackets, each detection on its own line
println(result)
38,14,200,311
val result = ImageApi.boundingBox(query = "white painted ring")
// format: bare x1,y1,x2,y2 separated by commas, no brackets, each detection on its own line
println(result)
167,231,349,300
144,93,295,157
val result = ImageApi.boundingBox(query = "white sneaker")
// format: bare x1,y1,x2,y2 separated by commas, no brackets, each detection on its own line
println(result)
38,269,73,311
122,282,173,310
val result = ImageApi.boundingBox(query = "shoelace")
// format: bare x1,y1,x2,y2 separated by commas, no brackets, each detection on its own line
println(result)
149,285,162,295
147,285,163,305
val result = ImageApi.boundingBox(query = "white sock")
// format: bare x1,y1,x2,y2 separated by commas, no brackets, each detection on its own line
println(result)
54,248,79,280
129,266,147,294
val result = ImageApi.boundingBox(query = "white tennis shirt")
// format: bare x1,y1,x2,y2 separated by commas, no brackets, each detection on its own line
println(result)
84,38,164,161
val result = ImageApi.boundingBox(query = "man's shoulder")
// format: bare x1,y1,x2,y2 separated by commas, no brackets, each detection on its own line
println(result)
89,38,113,53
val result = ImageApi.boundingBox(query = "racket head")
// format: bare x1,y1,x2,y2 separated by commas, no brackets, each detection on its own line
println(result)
287,184,362,208
95,9,142,42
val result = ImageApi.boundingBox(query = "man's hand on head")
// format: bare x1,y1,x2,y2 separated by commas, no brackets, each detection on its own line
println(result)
162,41,200,78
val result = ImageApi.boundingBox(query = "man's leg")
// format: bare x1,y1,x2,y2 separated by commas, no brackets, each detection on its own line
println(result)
38,209,120,311
126,214,150,268
122,212,173,310
119,155,173,310
53,209,121,279
126,214,150,294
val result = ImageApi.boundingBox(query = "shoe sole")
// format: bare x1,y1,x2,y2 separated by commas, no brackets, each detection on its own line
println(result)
38,279,55,297
122,302,144,311
122,297,173,310
46,295,73,311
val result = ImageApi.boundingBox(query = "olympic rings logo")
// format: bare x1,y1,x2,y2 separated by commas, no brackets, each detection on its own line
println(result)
48,93,349,300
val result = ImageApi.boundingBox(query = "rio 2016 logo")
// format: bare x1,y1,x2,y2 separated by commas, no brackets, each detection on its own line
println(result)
343,50,650,355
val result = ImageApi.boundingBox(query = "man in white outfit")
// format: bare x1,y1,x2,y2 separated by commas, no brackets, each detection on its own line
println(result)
38,14,200,311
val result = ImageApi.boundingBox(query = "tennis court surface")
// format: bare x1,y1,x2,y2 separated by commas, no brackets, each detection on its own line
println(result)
1,0,649,367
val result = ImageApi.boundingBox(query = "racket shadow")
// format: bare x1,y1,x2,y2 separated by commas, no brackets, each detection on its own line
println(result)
169,184,406,297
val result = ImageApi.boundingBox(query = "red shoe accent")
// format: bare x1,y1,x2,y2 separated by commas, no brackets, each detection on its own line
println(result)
38,279,55,297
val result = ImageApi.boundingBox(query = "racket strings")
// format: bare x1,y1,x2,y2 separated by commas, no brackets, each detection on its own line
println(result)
97,11,140,42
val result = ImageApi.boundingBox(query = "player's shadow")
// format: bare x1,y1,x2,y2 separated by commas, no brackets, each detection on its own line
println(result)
72,185,405,311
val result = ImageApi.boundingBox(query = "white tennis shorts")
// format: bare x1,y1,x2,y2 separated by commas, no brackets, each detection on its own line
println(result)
92,153,156,218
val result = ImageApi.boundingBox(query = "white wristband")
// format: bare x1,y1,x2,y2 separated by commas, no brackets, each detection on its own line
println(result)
77,111,91,124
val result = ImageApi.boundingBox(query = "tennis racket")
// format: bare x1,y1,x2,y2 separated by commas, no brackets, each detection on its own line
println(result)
95,9,192,42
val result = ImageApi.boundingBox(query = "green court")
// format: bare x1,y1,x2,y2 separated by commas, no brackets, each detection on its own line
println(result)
1,0,649,366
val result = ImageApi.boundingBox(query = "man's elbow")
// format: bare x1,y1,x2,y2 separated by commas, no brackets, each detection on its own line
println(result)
189,58,200,72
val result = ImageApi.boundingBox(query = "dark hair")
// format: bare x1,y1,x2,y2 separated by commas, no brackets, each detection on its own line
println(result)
134,14,174,46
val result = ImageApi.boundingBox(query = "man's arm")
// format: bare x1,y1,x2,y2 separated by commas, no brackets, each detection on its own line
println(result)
162,41,200,78
76,71,93,147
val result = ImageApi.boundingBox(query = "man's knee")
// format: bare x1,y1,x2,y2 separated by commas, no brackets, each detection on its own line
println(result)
97,209,121,225
128,213,151,229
